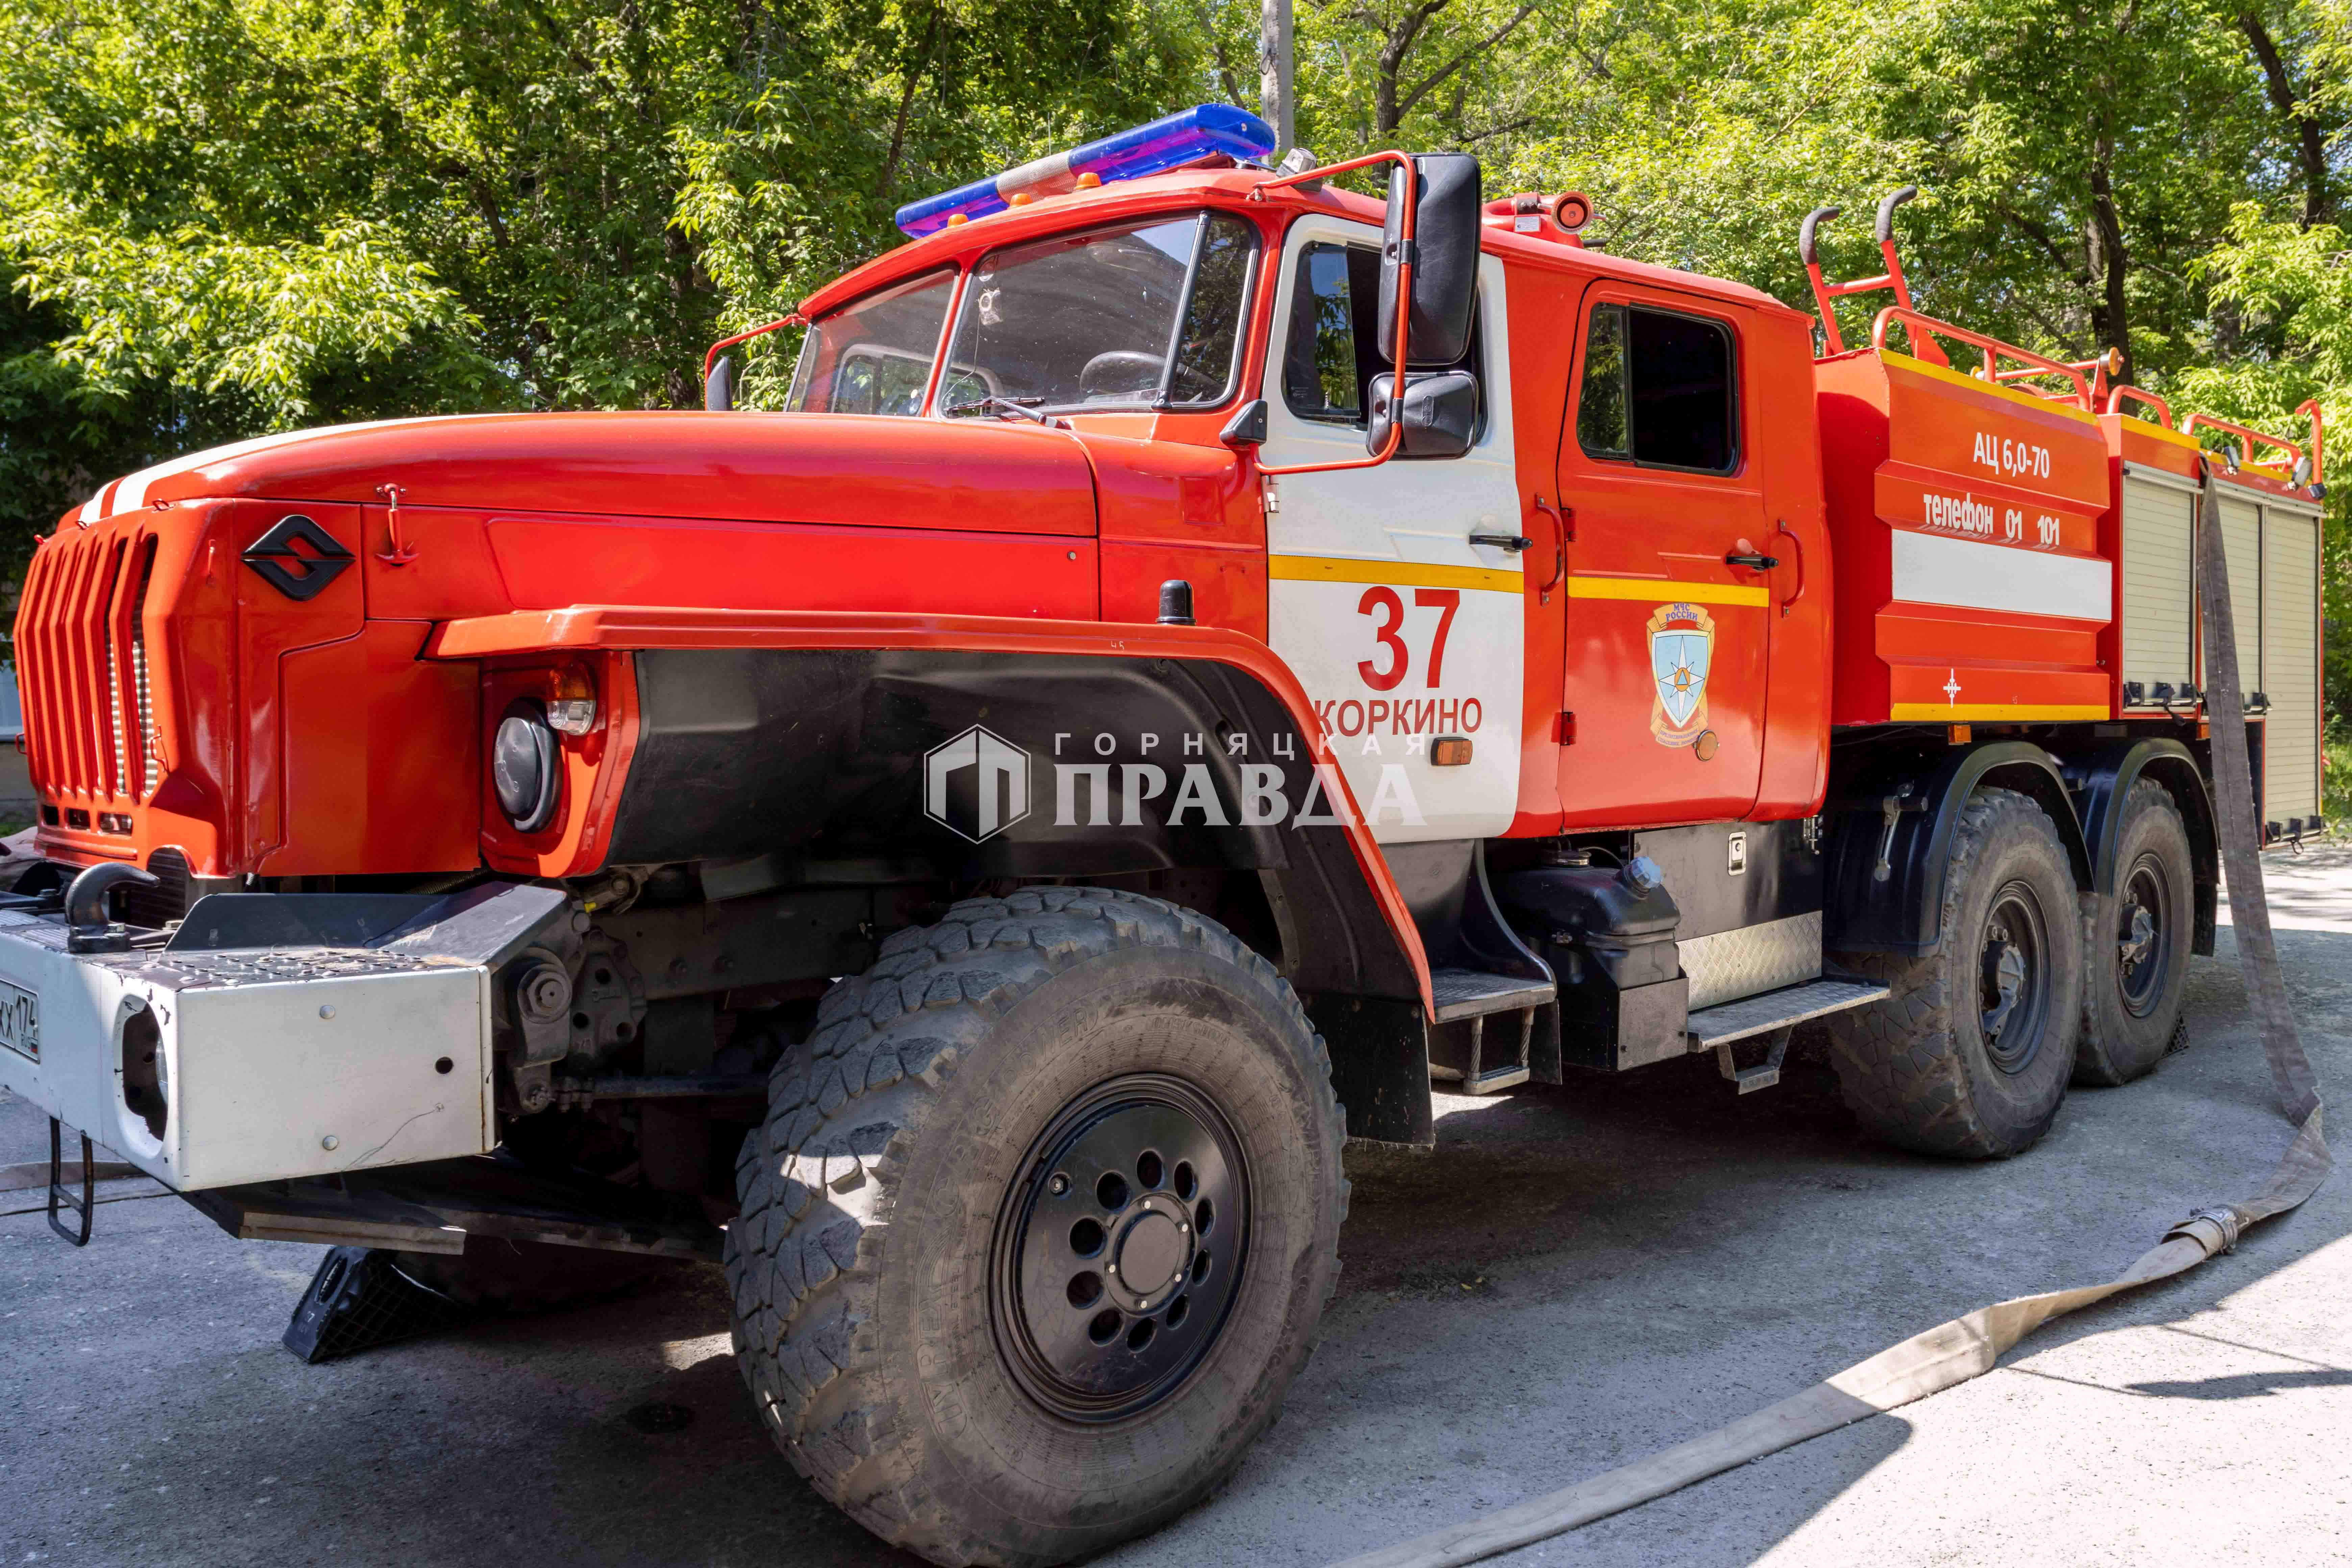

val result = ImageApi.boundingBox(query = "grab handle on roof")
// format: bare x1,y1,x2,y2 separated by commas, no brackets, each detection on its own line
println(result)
1799,188,1931,361
1875,185,1917,244
1868,307,2091,408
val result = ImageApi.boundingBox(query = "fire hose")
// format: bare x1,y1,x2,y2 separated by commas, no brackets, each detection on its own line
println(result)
1334,460,2332,1568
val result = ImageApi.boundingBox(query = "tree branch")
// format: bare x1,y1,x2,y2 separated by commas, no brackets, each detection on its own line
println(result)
1393,2,1538,127
2238,10,2333,226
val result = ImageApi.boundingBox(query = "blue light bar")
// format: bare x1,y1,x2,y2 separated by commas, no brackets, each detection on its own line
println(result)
894,104,1276,238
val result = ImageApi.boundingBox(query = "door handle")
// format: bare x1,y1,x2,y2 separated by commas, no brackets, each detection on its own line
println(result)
1773,519,1807,615
1470,533,1534,552
1724,551,1781,571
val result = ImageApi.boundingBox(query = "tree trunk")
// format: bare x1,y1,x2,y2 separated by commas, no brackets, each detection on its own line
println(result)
2239,11,2333,227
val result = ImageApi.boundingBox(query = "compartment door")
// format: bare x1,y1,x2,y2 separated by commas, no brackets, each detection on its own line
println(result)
2261,499,2323,824
2117,466,2197,702
2208,489,2264,702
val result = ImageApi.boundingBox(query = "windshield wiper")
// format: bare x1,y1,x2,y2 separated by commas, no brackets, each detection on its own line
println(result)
944,396,1060,426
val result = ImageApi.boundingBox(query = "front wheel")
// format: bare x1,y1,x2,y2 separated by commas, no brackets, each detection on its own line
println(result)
725,888,1347,1568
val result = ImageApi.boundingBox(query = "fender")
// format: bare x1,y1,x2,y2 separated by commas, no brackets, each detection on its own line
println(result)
2069,737,2220,957
1825,739,2093,955
431,607,1439,1143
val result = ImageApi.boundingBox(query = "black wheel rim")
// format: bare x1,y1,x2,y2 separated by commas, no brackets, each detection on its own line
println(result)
1978,880,2053,1073
989,1073,1250,1423
2115,851,2174,1018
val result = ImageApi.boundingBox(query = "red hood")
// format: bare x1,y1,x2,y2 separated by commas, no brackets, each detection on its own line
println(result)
66,411,1099,537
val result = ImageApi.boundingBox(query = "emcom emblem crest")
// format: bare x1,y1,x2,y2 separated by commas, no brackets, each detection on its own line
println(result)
1647,602,1716,747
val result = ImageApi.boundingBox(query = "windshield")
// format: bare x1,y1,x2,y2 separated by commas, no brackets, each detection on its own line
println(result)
941,211,1258,416
785,268,955,416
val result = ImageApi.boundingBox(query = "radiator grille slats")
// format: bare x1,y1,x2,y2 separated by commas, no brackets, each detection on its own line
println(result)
17,524,161,808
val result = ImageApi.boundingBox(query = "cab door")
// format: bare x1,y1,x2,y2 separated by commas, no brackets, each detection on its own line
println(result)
1255,214,1524,843
1554,289,1770,826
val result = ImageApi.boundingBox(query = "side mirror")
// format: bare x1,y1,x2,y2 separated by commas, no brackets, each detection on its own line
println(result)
1367,371,1478,459
705,353,735,412
1378,153,1482,369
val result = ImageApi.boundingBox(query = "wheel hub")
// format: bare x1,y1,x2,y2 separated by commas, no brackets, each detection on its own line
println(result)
1978,884,2051,1073
990,1074,1249,1423
2115,855,2173,1018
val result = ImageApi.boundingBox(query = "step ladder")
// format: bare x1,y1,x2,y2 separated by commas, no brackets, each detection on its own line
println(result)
1427,967,1557,1095
1684,976,1889,1093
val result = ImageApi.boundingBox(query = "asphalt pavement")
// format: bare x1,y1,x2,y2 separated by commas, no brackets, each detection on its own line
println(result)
6,845,2351,1567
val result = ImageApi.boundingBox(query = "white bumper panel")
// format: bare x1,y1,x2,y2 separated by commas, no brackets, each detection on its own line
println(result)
0,910,491,1191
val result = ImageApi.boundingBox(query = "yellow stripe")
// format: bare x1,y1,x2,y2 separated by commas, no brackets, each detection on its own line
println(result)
2125,419,2204,451
1879,352,2099,425
1269,555,1522,593
1565,575,1770,608
1889,702,2111,721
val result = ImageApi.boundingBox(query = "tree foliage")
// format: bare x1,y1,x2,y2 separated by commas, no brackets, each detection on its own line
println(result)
2,0,2349,729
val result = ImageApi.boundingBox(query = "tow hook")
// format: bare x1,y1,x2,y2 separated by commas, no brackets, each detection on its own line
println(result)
63,861,160,954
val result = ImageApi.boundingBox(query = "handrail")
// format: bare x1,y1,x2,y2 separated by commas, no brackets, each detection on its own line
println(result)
1869,307,2091,408
1798,187,1942,363
1248,150,1418,477
2106,385,2173,425
2295,398,2324,486
2182,411,2304,477
703,313,808,380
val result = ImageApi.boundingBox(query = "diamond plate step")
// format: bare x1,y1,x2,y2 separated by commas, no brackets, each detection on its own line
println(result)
1430,967,1554,1023
1684,977,1891,1051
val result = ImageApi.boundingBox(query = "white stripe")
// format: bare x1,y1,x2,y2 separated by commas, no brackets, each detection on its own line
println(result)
1891,528,2112,621
94,415,464,517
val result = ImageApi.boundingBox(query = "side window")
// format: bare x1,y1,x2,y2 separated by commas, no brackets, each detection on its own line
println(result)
1282,242,1382,424
1575,302,1738,473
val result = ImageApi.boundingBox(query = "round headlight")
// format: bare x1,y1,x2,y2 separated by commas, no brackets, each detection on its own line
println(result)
493,701,560,834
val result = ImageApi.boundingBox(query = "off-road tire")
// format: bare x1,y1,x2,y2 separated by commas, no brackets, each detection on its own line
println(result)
2074,780,2195,1086
724,887,1347,1568
392,1236,666,1312
1827,787,2084,1158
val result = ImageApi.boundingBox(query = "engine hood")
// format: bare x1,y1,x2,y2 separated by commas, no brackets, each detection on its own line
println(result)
66,411,1099,537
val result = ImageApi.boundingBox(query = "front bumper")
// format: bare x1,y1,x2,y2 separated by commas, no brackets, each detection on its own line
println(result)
0,881,565,1191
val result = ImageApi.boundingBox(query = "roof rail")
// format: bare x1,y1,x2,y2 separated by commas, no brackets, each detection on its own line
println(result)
2106,385,2173,425
1868,307,2091,408
2182,411,2308,482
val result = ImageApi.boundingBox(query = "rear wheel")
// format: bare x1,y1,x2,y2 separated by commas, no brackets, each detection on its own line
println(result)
725,887,1346,1568
1827,787,2084,1157
2073,779,2194,1085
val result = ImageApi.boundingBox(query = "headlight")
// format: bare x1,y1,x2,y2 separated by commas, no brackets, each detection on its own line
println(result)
493,700,560,833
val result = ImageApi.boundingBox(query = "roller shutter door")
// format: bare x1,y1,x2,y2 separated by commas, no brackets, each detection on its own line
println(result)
2261,500,2323,825
2118,470,2196,696
2210,491,2264,700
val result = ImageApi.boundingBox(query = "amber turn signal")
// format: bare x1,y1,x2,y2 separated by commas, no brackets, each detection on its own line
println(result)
1429,736,1473,767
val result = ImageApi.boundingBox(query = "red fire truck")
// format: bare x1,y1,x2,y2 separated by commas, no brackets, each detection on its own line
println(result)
0,104,2328,1565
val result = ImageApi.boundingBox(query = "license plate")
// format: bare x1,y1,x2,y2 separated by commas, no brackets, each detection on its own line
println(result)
0,978,39,1062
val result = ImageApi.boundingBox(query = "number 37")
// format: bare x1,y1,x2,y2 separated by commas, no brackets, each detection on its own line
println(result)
1357,586,1461,692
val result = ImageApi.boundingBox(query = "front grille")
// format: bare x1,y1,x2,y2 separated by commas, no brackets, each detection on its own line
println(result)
121,846,191,928
17,526,162,808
